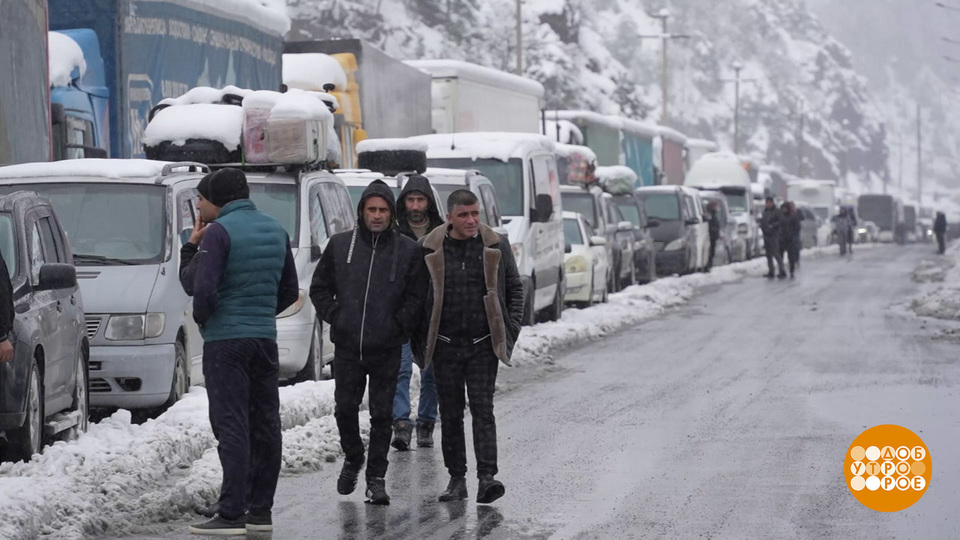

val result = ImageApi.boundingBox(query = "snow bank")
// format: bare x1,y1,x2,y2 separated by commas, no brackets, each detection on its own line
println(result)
48,32,86,88
411,132,555,162
283,53,348,92
357,138,429,154
910,242,960,321
142,104,244,149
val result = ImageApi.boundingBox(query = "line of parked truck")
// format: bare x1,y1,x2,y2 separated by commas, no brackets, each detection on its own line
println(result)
0,0,942,462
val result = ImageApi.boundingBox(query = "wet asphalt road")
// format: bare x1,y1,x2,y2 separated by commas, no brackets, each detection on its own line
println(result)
114,244,960,540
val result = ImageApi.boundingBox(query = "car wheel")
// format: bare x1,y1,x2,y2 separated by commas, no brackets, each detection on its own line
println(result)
61,346,89,441
294,320,322,383
164,340,189,410
522,279,536,326
547,281,563,321
9,361,44,461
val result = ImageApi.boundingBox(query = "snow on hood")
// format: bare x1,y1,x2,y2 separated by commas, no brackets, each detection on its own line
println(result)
283,53,347,92
411,132,555,162
0,159,173,180
595,165,637,184
142,104,243,149
356,138,428,153
48,32,86,88
406,59,545,97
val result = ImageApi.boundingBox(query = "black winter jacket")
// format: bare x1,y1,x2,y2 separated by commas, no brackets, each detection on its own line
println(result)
935,213,947,234
708,212,721,241
396,175,445,240
310,181,427,360
760,206,782,238
780,211,801,244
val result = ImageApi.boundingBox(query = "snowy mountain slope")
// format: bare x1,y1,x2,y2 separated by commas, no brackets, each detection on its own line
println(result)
285,0,913,191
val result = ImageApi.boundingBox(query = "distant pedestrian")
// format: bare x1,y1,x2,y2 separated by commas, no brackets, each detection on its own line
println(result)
834,207,854,256
310,180,427,505
705,201,720,272
392,175,445,451
760,197,786,279
779,202,800,276
413,189,524,504
790,202,804,265
934,212,947,254
179,168,299,535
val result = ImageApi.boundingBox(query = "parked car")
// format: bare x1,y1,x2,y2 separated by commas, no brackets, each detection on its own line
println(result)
559,185,634,291
0,160,208,414
414,132,565,325
698,190,733,266
562,211,608,307
0,191,88,461
635,186,706,275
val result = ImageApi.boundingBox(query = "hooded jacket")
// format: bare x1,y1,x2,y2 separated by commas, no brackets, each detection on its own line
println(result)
309,181,427,360
396,175,445,240
760,205,782,238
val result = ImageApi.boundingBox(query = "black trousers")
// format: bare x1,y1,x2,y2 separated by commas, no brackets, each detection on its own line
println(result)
937,232,946,254
764,235,785,275
433,340,499,479
333,349,401,479
706,238,717,270
203,338,282,520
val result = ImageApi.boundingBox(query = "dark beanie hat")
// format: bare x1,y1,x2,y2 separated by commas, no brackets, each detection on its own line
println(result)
198,168,249,207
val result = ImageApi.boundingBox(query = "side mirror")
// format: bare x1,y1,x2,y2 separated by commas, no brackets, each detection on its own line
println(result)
590,236,607,246
647,219,660,229
310,244,322,262
564,243,572,254
617,220,633,232
37,263,77,291
535,194,554,222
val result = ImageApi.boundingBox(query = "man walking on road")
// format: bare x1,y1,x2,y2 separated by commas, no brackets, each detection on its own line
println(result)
934,212,947,254
705,201,720,272
414,189,524,505
310,180,427,505
179,168,299,535
779,202,801,276
392,175,445,451
760,197,786,279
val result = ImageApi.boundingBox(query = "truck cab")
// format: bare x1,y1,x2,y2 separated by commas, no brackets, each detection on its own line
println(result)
48,30,109,160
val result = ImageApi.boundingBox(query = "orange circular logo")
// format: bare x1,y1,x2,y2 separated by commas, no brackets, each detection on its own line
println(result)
845,425,931,512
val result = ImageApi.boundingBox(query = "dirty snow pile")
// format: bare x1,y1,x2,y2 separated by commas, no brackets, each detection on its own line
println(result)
0,243,846,539
910,241,960,321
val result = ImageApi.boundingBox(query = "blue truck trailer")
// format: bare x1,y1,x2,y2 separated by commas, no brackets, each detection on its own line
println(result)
0,0,51,165
48,0,288,159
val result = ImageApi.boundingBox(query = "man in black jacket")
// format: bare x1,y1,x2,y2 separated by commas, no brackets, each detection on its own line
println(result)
413,189,524,505
392,175,445,451
705,201,721,272
934,212,947,254
310,180,427,505
760,197,786,279
0,250,14,363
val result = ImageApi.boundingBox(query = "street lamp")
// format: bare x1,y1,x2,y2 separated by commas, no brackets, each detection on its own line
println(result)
637,9,690,124
721,61,757,154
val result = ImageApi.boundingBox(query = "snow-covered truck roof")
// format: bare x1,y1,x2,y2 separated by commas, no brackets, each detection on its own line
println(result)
410,132,556,162
619,117,659,139
184,0,291,36
554,143,597,162
283,53,348,93
405,60,545,98
685,138,719,151
657,125,688,144
0,159,204,184
48,32,86,88
552,110,623,132
686,152,751,189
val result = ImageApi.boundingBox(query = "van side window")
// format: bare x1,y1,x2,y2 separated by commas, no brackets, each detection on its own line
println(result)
336,186,357,232
479,184,500,226
532,157,551,201
177,188,199,245
39,217,62,263
30,222,45,285
319,182,352,235
308,184,329,247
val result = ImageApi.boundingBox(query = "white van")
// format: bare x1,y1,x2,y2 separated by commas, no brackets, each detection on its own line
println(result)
411,132,565,324
685,152,758,260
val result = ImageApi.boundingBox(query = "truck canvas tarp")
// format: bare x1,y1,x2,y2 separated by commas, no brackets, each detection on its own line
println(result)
0,0,50,165
283,39,432,167
48,0,287,159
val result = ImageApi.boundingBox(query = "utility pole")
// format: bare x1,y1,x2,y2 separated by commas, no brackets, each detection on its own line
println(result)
721,62,756,154
639,9,690,125
515,0,523,75
917,102,922,208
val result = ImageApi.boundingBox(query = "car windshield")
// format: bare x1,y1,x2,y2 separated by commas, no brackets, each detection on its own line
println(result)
639,193,680,221
561,192,597,228
720,189,748,214
859,196,893,229
247,183,299,241
811,207,830,221
0,213,16,277
428,158,523,216
615,199,642,227
0,183,165,264
563,218,583,245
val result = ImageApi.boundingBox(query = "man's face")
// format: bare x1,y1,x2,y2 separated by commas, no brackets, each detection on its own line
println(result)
765,200,774,209
197,193,219,222
447,203,481,239
363,196,392,233
404,192,430,223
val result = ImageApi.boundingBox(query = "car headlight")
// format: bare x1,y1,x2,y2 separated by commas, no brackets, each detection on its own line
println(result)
565,256,588,274
278,290,307,318
857,228,867,234
105,313,165,341
511,243,523,263
665,238,684,251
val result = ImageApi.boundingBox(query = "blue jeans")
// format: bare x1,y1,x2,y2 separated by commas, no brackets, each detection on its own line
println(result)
393,341,438,425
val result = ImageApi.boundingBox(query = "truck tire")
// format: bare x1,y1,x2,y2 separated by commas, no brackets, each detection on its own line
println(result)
294,321,322,383
61,346,89,441
163,340,189,410
9,361,44,462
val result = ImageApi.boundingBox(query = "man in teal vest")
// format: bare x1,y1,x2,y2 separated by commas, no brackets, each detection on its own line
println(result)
179,168,299,536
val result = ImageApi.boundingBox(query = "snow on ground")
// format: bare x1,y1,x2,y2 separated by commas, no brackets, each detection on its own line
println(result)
910,241,960,322
0,243,860,539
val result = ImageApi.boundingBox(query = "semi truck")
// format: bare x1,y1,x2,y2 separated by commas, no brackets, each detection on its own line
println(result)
283,39,433,168
47,0,288,159
406,59,544,135
656,126,687,186
0,0,51,165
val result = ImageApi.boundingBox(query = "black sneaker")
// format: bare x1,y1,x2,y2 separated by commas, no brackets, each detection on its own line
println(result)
337,457,364,495
477,474,505,504
365,477,390,505
778,272,788,279
188,513,247,536
195,502,218,518
438,476,468,502
391,420,413,451
246,511,272,532
416,422,435,448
